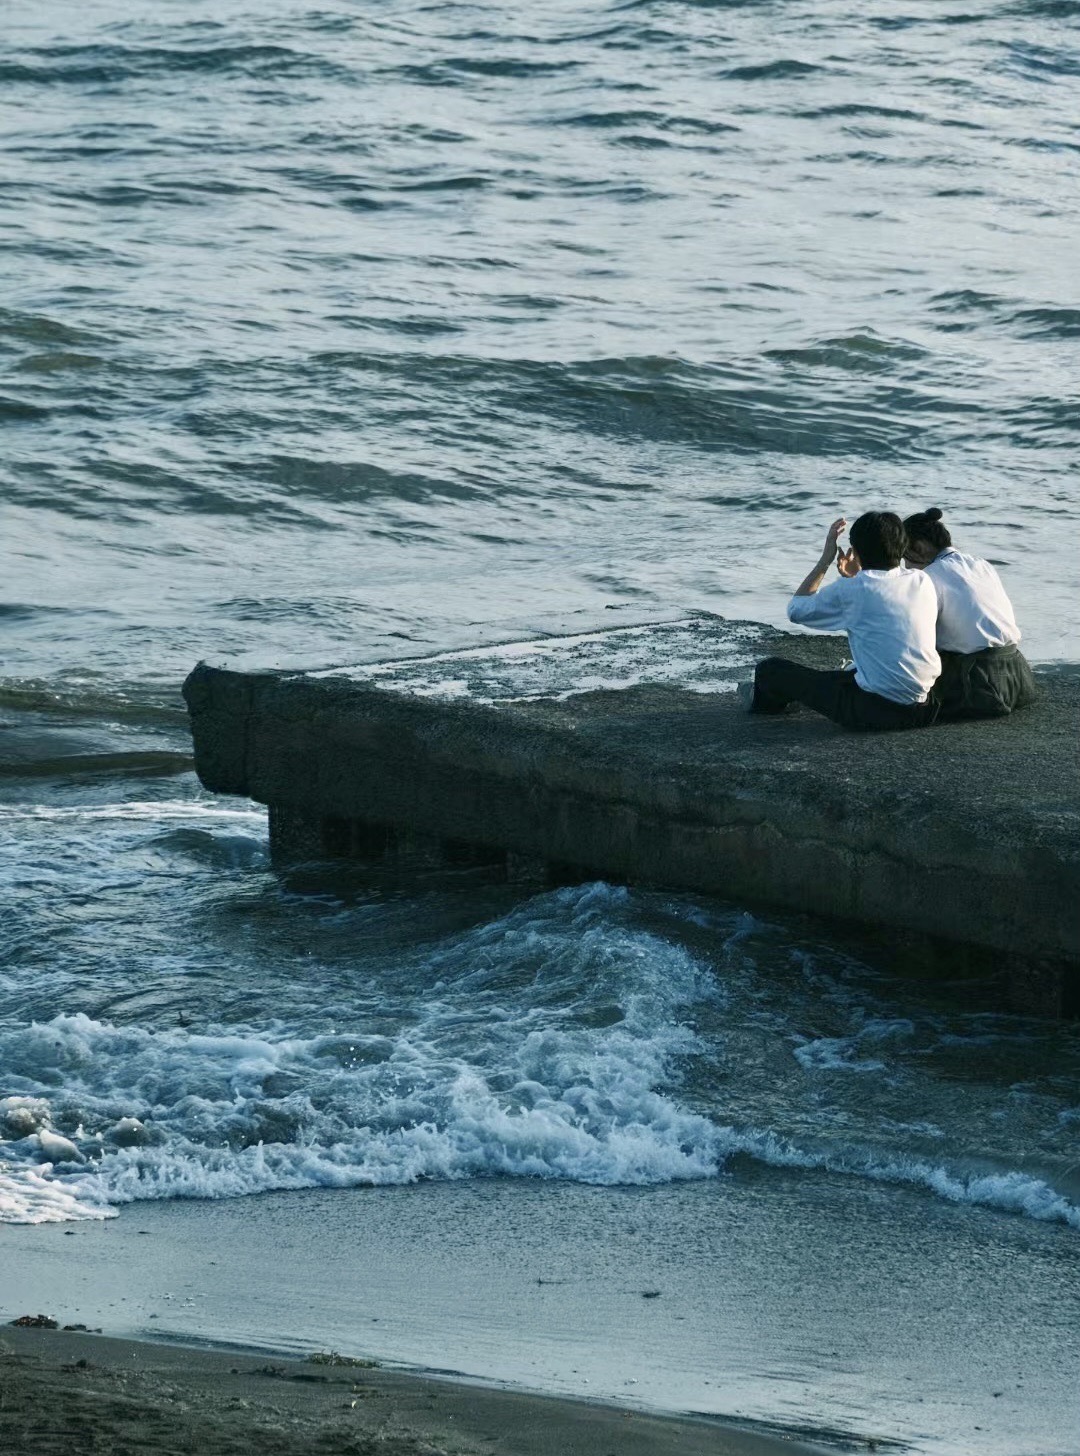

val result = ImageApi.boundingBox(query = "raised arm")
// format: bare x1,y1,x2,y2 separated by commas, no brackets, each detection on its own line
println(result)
793,517,847,597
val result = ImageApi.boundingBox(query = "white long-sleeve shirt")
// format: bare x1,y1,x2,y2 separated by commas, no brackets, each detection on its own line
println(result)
923,548,1021,654
787,567,941,705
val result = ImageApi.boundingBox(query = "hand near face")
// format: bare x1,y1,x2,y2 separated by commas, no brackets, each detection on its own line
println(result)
823,517,848,558
836,547,860,578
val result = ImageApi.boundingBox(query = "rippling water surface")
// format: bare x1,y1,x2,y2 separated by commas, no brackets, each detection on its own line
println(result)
4,0,1080,682
2,2,1079,1450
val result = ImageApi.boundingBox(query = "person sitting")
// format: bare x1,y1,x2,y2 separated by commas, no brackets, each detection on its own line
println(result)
748,512,941,731
902,507,1037,719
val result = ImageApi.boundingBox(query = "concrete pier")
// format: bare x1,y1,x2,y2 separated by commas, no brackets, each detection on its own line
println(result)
183,618,1080,1016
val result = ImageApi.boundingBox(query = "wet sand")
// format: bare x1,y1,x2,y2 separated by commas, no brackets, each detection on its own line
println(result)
5,1178,1079,1454
0,1327,826,1456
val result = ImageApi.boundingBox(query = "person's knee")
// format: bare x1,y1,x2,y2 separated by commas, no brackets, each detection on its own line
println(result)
750,658,796,714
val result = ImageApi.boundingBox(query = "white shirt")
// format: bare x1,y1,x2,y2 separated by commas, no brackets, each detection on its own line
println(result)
923,548,1021,654
787,567,941,705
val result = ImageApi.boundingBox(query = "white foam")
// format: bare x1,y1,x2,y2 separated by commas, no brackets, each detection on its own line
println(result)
793,1018,914,1073
307,618,754,703
0,886,722,1217
35,1129,86,1163
0,1095,52,1137
793,1038,885,1073
6,993,1078,1230
0,801,265,825
709,1125,1080,1230
0,1163,113,1224
2,882,1077,1233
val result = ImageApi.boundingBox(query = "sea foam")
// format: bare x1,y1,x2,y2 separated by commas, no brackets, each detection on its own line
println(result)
0,885,721,1220
2,881,1078,1231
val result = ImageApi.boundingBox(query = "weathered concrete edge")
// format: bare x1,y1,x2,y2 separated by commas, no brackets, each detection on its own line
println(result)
183,664,1079,1015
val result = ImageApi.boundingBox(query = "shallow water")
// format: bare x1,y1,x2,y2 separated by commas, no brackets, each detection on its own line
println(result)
2,1,1079,1449
7,1175,1080,1455
2,786,1079,1229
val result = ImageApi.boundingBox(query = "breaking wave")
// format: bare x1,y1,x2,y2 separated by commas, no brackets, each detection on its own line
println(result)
3,885,1077,1231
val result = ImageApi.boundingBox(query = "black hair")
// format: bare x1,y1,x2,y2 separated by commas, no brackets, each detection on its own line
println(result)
849,511,906,571
902,507,952,552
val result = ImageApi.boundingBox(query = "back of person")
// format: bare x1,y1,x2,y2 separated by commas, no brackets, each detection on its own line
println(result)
757,511,944,733
923,548,1020,654
791,567,939,705
902,507,1035,720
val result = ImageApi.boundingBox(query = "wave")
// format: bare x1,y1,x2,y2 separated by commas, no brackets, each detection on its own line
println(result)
998,41,1080,79
611,0,770,9
797,103,927,123
1007,306,1080,339
6,1005,1076,1230
0,886,719,1220
0,396,50,421
0,750,193,781
0,604,72,622
0,308,101,347
764,332,929,373
0,681,187,728
14,350,104,374
2,875,1077,1233
233,455,485,506
0,43,353,87
0,801,264,826
1007,0,1080,12
386,57,578,86
723,60,824,81
719,1128,1080,1229
308,348,952,460
930,291,1080,342
0,1162,112,1224
554,109,739,137
929,288,1007,317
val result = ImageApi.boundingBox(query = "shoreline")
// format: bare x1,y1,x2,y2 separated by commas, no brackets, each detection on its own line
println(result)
5,1176,1077,1455
0,1325,833,1456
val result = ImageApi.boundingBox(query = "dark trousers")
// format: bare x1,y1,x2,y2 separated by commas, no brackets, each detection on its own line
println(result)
751,657,939,732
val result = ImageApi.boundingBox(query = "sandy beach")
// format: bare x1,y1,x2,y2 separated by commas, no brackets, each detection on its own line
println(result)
5,1177,1079,1455
0,1326,830,1456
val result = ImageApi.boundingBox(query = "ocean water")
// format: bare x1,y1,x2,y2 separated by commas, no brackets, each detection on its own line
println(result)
2,1,1079,1449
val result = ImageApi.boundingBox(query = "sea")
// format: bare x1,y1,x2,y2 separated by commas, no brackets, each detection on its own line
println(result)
2,2,1079,1452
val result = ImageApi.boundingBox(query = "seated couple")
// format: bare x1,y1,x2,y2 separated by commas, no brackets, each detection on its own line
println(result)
749,507,1037,732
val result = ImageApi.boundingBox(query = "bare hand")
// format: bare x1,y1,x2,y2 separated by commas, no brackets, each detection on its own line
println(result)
836,547,860,578
822,517,847,559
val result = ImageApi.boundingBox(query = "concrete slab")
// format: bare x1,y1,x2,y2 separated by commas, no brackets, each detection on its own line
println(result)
183,617,1080,1016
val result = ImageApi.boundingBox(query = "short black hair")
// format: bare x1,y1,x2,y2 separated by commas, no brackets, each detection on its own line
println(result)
849,511,906,570
903,507,952,553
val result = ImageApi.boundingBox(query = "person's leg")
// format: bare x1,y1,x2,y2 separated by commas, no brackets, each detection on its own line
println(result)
843,681,937,731
752,658,936,731
751,658,854,721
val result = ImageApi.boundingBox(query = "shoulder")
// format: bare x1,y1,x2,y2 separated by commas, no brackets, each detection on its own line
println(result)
901,569,938,605
928,549,974,576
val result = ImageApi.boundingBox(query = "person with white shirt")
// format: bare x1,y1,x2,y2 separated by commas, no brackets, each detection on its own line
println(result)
902,508,1037,719
748,512,941,731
